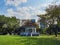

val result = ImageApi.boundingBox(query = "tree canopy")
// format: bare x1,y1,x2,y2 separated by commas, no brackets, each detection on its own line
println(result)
38,5,60,27
0,15,20,29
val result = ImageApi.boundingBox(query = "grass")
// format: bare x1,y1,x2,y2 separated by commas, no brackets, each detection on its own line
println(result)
0,35,60,45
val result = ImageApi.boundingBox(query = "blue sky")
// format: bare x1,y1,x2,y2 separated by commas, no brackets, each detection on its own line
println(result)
0,0,60,21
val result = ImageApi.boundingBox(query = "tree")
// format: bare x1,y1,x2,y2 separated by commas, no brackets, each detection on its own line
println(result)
38,5,60,36
0,15,20,35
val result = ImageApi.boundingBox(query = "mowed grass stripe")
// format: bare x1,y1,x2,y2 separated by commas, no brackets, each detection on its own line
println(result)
0,35,60,45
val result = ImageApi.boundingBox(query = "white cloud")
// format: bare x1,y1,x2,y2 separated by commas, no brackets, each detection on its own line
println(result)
37,0,60,9
6,8,15,17
16,6,47,19
5,0,27,6
6,6,46,20
5,0,58,20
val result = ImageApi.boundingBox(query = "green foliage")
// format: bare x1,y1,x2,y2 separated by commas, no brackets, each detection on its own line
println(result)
42,28,47,33
0,15,20,30
58,21,60,27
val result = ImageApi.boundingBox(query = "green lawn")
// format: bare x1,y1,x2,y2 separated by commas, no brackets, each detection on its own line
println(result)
0,35,60,45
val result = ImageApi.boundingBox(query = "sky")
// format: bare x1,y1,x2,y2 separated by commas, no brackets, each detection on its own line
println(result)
0,0,60,21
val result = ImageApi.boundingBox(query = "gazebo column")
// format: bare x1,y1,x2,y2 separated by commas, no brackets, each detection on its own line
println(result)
32,28,36,33
35,28,36,32
31,28,36,37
